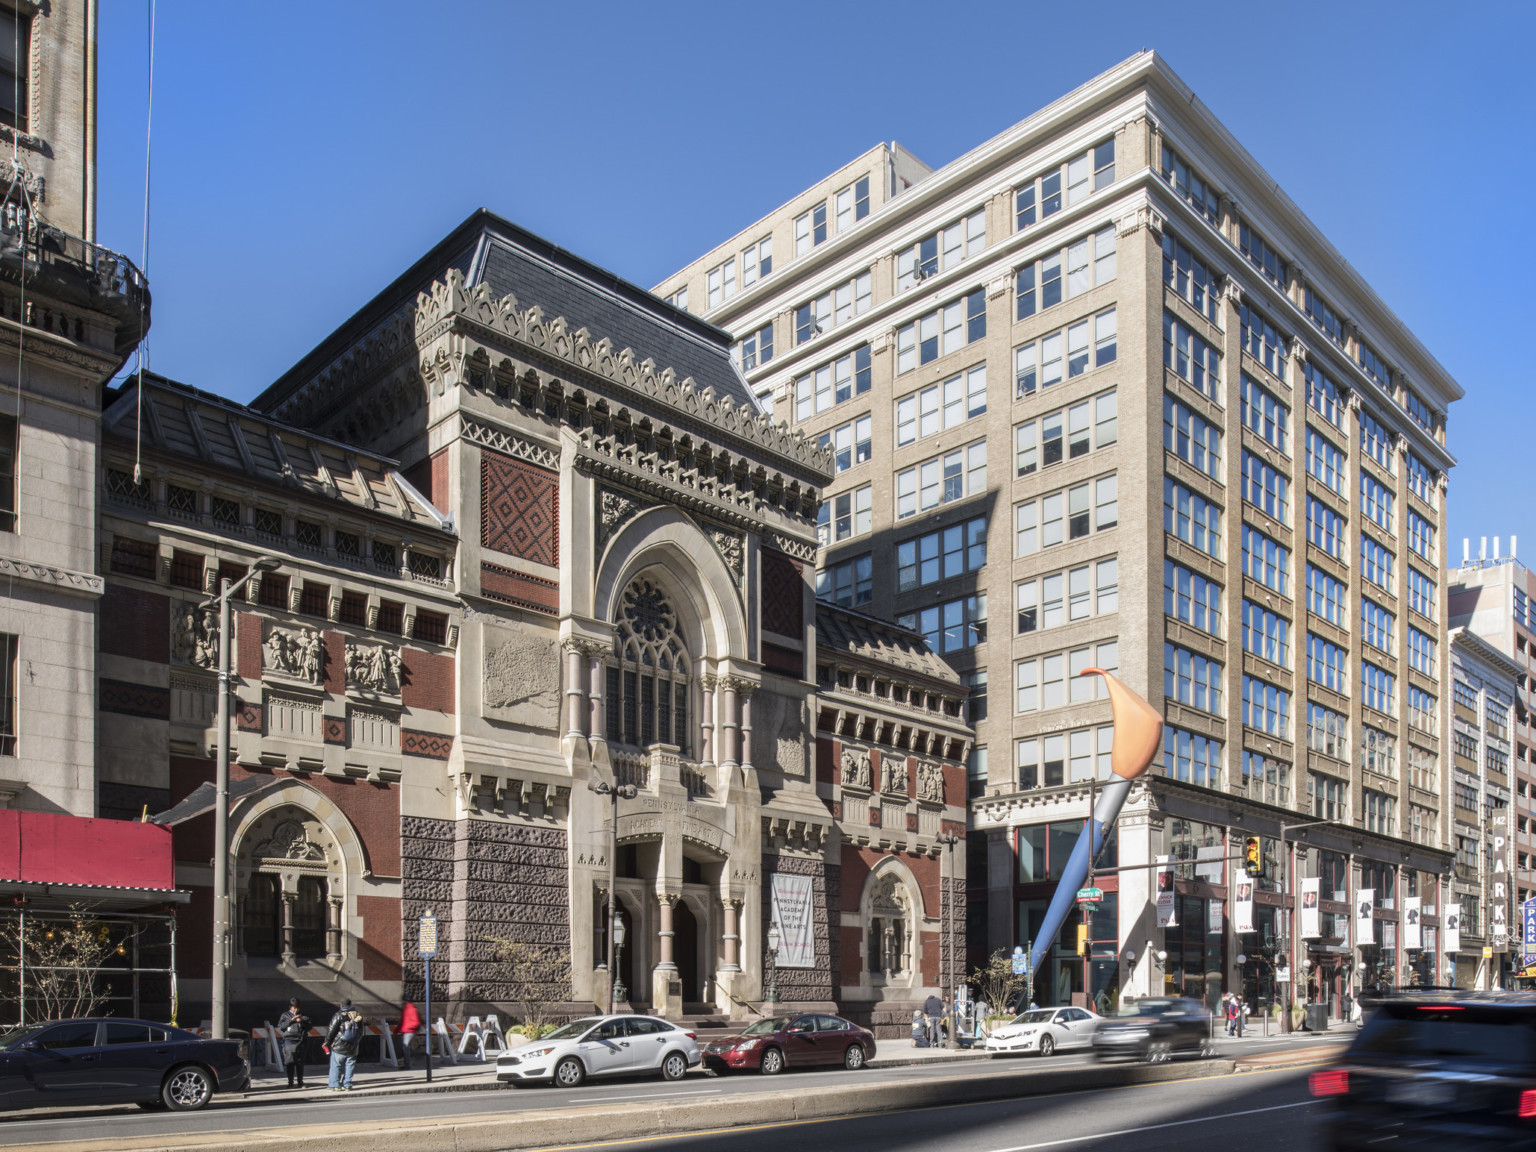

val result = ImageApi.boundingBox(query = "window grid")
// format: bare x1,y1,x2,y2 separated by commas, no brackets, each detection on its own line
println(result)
1242,525,1291,594
1361,598,1395,656
897,290,986,372
896,439,986,519
1243,675,1291,737
1240,303,1287,381
1306,633,1349,694
1163,478,1221,558
1240,375,1288,454
1307,497,1346,561
1165,561,1222,637
1361,472,1394,533
1307,565,1347,627
1159,145,1220,224
1016,641,1118,713
896,364,987,446
1242,600,1290,664
1161,232,1221,325
1163,313,1222,401
898,209,986,292
795,271,872,345
795,345,872,421
1306,428,1347,495
1017,391,1116,475
1242,451,1290,522
1017,556,1118,634
1164,643,1223,715
896,516,987,592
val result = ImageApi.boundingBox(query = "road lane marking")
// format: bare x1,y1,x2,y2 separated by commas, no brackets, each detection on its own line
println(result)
984,1100,1318,1150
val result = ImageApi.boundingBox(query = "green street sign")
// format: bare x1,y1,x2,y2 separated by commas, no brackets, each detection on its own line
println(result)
1076,887,1103,904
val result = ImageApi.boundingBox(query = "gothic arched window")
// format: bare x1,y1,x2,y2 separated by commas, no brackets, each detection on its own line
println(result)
606,578,690,753
293,876,328,957
242,874,281,957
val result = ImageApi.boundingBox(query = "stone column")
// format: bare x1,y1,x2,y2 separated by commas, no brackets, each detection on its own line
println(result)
326,896,344,962
588,652,606,743
653,892,682,1020
699,675,716,767
563,641,587,738
721,679,740,770
280,889,296,964
739,684,755,775
721,898,742,971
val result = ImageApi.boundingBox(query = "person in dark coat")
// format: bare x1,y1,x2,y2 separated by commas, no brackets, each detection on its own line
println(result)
923,993,944,1048
324,998,365,1091
276,998,310,1088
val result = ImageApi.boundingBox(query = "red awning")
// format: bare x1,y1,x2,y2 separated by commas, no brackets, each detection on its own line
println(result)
0,810,177,892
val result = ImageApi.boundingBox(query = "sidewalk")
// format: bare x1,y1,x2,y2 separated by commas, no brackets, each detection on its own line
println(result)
246,1056,498,1100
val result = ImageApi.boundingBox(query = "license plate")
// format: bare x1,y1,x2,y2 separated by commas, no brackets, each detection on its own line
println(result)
1389,1079,1453,1106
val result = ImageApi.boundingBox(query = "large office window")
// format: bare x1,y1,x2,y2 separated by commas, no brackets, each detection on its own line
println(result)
1240,304,1287,381
896,517,987,592
1164,479,1221,558
1306,428,1347,495
1240,376,1288,453
1307,565,1346,626
1242,451,1289,521
1161,232,1221,325
1015,139,1114,230
1017,557,1117,634
1163,314,1222,401
1164,644,1223,715
794,272,872,344
817,554,872,607
1242,525,1290,594
795,346,871,421
899,595,987,655
816,486,872,545
1361,537,1394,590
1163,727,1222,787
898,209,986,292
895,441,986,518
1307,497,1346,561
896,365,986,445
1159,145,1219,223
1361,473,1394,533
1017,391,1116,474
897,290,986,373
1015,228,1115,318
1018,475,1118,556
1361,599,1395,655
1165,396,1222,479
1306,634,1349,694
1243,600,1290,664
1242,676,1290,737
1016,642,1118,713
1164,561,1221,637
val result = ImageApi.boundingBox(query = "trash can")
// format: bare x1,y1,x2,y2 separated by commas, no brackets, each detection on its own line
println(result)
1305,1003,1329,1032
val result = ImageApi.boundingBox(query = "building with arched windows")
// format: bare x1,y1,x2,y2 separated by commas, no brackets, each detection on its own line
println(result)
91,212,971,1031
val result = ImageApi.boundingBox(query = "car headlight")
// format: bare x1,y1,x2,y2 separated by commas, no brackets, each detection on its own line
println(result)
735,1038,762,1051
520,1047,556,1059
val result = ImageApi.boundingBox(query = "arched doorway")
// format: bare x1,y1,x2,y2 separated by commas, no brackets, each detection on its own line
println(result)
673,901,699,1004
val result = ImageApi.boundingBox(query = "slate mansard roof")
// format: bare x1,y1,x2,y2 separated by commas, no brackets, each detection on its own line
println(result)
254,210,761,420
815,600,963,688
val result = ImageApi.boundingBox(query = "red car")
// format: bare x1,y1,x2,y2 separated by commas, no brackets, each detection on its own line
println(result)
703,1013,876,1075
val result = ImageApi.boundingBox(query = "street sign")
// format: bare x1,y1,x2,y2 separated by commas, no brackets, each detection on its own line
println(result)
1484,946,1494,959
418,910,439,959
1076,887,1103,904
1011,945,1027,975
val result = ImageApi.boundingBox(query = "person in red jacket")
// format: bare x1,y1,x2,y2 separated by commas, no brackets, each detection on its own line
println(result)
398,1000,423,1070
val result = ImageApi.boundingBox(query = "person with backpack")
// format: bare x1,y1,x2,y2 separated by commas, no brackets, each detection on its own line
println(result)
276,997,310,1088
324,998,365,1091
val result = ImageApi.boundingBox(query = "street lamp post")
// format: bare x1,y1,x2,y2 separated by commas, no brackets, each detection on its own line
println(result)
589,775,637,1014
210,555,281,1041
765,921,781,1006
935,832,960,1049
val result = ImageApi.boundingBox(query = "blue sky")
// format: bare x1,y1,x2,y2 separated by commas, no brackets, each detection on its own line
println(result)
97,1,1532,553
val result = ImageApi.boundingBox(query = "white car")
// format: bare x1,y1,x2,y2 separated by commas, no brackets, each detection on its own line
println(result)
984,1006,1102,1057
496,1014,701,1087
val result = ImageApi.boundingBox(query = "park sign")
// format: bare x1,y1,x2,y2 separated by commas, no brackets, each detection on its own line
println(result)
418,910,439,959
1076,887,1103,905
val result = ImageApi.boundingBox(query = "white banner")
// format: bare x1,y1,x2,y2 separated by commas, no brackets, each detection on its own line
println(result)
1196,844,1224,884
1301,877,1321,939
1403,897,1422,951
1156,855,1177,927
1208,898,1224,935
770,873,816,968
1233,878,1255,934
1445,903,1461,953
1357,888,1376,946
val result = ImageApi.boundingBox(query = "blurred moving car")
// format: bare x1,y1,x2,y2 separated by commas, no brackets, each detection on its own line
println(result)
984,1006,1101,1056
1312,992,1536,1150
1091,997,1214,1062
0,1018,247,1111
496,1015,700,1087
702,1013,876,1074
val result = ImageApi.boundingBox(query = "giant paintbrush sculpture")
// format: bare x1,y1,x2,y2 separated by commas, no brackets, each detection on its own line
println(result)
1027,667,1164,976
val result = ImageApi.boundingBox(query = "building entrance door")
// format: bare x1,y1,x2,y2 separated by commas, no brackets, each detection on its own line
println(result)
673,901,699,1003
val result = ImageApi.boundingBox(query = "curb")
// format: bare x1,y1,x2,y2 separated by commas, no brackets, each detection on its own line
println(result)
13,1057,1241,1152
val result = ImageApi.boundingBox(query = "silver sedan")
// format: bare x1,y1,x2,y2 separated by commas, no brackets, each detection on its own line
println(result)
496,1015,701,1087
984,1006,1102,1057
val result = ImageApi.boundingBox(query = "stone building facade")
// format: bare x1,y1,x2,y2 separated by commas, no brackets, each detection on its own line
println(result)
95,213,969,1026
0,0,147,818
661,50,1462,1018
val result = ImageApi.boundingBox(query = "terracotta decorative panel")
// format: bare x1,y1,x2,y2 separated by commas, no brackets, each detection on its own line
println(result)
480,563,559,615
480,451,558,567
402,729,454,760
760,551,803,638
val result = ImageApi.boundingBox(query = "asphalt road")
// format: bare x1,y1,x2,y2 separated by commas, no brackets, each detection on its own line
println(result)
524,1065,1322,1152
0,1031,1346,1147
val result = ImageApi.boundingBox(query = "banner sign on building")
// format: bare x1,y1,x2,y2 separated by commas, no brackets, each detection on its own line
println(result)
1403,897,1422,951
770,873,816,968
1523,898,1536,970
1445,903,1461,953
1300,877,1321,939
1156,855,1176,927
1208,898,1224,936
1357,888,1376,946
1492,811,1511,954
1233,876,1255,934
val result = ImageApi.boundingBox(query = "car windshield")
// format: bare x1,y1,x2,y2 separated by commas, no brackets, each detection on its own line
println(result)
1119,999,1178,1017
543,1018,604,1041
1355,1006,1536,1068
742,1017,794,1035
0,1024,45,1048
1010,1010,1056,1025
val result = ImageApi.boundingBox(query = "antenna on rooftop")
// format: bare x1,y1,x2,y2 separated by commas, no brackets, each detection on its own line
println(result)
1514,536,1519,561
1481,537,1488,562
1495,537,1502,561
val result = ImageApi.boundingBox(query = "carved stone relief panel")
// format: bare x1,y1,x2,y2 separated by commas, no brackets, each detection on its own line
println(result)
345,642,402,695
264,625,325,684
481,624,561,729
840,746,872,790
752,690,807,777
917,761,943,804
172,602,220,670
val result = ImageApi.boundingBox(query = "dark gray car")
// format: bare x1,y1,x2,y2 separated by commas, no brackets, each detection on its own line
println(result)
0,1018,247,1111
1091,996,1214,1062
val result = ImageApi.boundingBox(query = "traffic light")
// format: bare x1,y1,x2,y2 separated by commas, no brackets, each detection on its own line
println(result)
1244,836,1262,877
1076,921,1089,956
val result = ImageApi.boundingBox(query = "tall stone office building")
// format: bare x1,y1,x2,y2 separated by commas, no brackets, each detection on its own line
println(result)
662,52,1463,1017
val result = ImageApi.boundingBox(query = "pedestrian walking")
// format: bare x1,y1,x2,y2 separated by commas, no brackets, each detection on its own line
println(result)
276,998,310,1088
1224,993,1240,1037
397,999,422,1070
324,998,365,1091
923,992,944,1048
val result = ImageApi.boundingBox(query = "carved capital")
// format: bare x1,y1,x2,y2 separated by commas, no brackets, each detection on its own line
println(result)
657,891,681,908
1291,338,1310,365
1220,276,1244,305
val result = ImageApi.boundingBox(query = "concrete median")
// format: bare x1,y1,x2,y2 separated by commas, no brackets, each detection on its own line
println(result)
6,1057,1247,1152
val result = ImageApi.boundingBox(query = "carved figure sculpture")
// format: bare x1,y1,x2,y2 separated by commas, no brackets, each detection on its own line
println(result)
917,761,943,804
880,754,905,795
264,626,324,684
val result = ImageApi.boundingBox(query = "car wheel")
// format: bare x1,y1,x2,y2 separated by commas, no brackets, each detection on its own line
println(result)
553,1057,586,1088
1145,1041,1172,1064
1038,1035,1055,1058
1198,1038,1217,1058
759,1047,784,1075
162,1065,214,1112
843,1044,866,1071
660,1052,689,1082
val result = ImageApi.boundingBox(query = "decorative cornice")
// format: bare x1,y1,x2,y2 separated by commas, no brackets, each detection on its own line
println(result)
762,531,818,564
0,555,103,597
415,269,832,480
576,452,762,535
461,417,559,469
